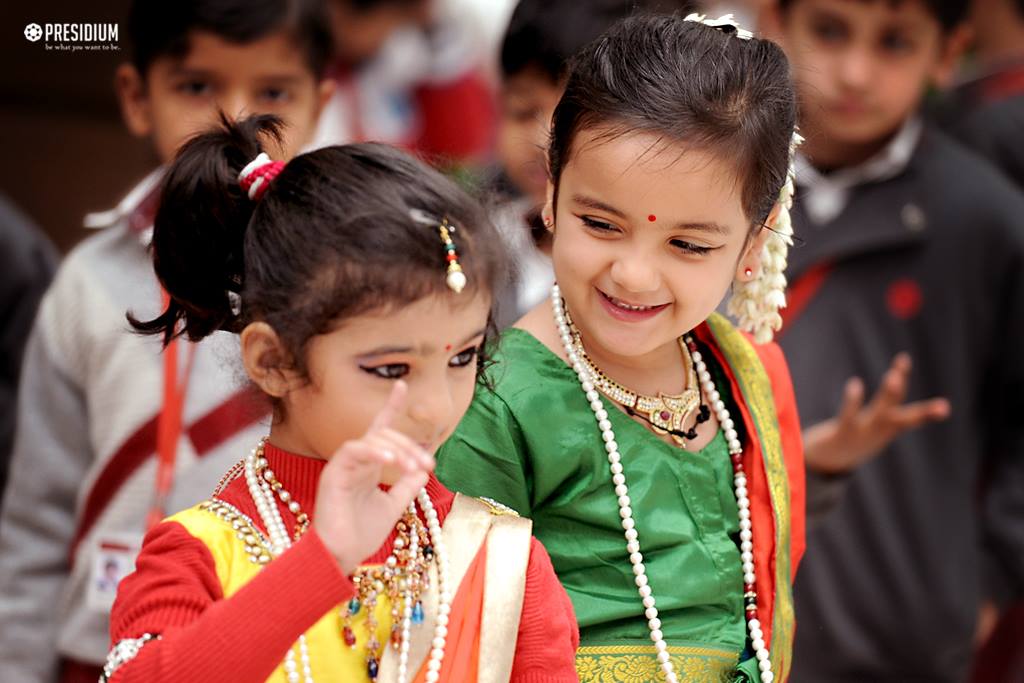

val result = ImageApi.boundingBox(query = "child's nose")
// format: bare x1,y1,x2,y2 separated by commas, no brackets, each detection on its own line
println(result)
610,254,660,293
837,47,875,89
407,384,455,437
218,91,253,122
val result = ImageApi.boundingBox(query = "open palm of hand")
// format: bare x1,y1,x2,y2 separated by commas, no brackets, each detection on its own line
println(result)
804,353,951,474
313,382,434,574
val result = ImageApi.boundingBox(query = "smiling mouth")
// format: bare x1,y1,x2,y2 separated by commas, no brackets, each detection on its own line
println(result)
599,290,670,315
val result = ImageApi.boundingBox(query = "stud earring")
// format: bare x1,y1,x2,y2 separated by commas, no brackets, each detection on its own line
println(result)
744,268,754,279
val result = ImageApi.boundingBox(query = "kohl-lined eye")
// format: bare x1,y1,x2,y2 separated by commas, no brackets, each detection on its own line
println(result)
449,347,479,368
580,216,618,232
670,239,715,255
361,363,410,380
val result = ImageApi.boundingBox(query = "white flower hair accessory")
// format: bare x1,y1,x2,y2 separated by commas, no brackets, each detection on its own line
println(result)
683,13,754,40
685,11,802,343
727,131,805,344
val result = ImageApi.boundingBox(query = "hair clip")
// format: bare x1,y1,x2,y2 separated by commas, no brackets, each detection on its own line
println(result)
683,13,754,40
238,152,285,202
438,219,466,293
409,209,467,293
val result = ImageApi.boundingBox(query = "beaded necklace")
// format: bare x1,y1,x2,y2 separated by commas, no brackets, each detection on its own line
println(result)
551,285,774,683
244,439,454,683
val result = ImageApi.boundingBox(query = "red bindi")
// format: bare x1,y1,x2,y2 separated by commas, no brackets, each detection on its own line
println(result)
647,214,657,222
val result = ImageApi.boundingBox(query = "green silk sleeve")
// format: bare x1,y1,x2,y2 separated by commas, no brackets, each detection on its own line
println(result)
436,386,533,517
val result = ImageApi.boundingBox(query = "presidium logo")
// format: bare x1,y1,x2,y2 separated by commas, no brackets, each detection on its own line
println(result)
23,22,119,51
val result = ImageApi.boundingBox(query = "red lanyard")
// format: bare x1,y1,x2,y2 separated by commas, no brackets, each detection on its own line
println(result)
146,289,197,531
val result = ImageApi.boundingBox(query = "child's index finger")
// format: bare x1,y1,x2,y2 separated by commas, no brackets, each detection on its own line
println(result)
369,380,408,432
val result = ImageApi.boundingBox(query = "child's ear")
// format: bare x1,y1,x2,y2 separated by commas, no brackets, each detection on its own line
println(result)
315,78,337,120
241,322,301,397
115,63,153,138
931,23,973,89
542,180,556,232
736,206,779,281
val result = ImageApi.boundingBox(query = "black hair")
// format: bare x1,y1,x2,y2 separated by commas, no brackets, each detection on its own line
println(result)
500,0,696,83
548,14,797,228
130,115,507,385
777,0,969,31
127,0,334,78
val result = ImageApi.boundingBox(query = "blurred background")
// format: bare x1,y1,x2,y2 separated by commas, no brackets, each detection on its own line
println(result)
1,0,1022,681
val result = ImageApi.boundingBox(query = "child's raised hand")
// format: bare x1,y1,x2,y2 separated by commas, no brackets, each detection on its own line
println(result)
803,353,951,474
313,381,435,574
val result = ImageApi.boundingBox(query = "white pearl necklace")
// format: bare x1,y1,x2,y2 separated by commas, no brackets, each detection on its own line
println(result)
550,285,773,683
244,441,453,683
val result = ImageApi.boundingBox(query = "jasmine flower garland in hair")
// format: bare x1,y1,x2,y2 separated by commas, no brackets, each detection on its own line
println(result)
727,131,804,344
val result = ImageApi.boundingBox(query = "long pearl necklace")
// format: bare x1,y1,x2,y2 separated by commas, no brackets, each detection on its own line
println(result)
244,439,453,683
550,285,773,683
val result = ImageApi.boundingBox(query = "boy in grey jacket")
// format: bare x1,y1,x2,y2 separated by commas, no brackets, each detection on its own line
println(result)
764,0,1024,679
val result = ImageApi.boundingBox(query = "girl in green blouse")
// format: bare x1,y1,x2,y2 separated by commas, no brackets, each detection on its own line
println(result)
439,13,806,683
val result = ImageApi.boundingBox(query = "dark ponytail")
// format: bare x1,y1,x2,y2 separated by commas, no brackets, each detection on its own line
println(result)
132,115,507,381
130,114,283,345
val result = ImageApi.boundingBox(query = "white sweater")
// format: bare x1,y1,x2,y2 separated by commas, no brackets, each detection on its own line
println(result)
0,174,269,680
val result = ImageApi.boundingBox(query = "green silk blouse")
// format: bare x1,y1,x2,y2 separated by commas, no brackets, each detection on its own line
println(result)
438,329,762,682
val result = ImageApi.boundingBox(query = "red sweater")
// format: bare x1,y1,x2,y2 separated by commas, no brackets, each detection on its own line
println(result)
108,444,579,682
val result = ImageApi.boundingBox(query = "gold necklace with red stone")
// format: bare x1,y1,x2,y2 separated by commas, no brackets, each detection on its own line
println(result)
564,306,708,448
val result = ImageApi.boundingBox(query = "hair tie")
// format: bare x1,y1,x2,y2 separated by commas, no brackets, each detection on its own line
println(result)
238,152,285,202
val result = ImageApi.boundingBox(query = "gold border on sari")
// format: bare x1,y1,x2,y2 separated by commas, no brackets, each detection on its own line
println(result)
706,313,795,681
576,644,737,682
377,494,533,683
480,499,533,683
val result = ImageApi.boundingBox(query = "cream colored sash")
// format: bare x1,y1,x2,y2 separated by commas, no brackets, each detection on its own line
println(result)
378,495,532,683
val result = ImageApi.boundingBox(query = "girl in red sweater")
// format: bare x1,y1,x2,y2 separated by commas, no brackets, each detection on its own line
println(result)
103,115,579,683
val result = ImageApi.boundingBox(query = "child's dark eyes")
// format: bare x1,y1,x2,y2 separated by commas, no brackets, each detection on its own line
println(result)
177,80,212,96
811,19,848,44
359,347,479,380
260,87,291,104
362,363,409,379
582,215,715,255
449,347,479,368
580,215,618,233
880,31,914,53
670,239,714,256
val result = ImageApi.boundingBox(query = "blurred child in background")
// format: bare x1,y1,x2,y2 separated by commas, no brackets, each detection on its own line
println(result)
762,0,1024,678
313,0,497,167
935,0,1024,189
0,1,333,680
